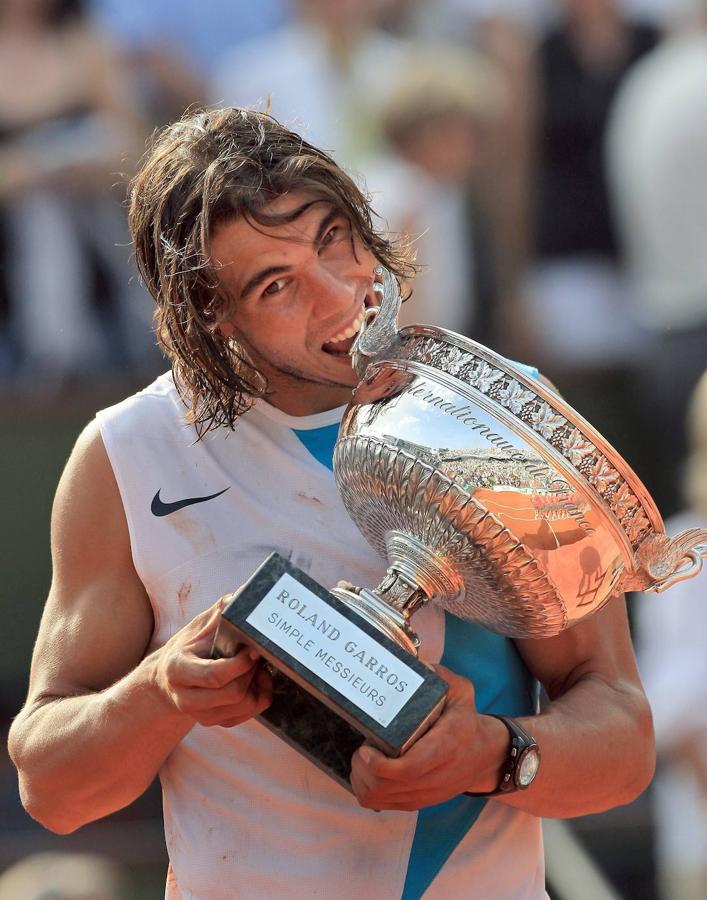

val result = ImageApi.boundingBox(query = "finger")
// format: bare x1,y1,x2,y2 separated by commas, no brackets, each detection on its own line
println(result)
350,746,408,803
220,687,273,726
352,765,435,811
350,750,383,804
430,664,475,699
383,727,454,780
198,680,273,727
190,596,230,637
172,646,258,690
362,759,437,797
352,765,453,811
355,718,459,787
198,698,264,727
187,596,236,653
177,664,262,711
176,662,273,714
352,745,398,782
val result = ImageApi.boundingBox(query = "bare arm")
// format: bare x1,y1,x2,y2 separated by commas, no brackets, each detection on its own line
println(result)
351,595,655,817
8,422,271,834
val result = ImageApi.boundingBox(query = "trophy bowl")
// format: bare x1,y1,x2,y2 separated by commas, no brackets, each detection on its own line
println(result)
331,268,707,652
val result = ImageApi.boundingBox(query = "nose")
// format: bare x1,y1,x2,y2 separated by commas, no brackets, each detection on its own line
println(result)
303,258,357,320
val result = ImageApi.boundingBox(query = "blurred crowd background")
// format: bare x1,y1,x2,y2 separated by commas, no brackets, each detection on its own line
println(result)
1,0,706,898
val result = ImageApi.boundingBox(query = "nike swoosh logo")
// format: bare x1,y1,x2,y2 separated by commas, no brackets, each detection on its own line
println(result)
151,487,230,517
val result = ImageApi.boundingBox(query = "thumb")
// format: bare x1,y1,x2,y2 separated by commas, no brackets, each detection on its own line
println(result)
190,596,231,651
430,663,475,704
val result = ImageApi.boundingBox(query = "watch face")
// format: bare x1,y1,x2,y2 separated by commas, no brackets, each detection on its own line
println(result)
517,747,540,788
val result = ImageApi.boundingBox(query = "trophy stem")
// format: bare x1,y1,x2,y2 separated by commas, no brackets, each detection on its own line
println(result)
332,531,467,655
331,569,427,656
375,567,428,615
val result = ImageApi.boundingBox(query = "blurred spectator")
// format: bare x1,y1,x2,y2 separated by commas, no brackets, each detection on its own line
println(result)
385,0,696,37
0,851,128,900
364,45,507,340
381,2,698,298
379,0,551,39
517,0,659,452
533,1,657,269
211,0,409,168
606,8,707,515
0,0,154,386
637,370,707,900
381,1,546,304
89,0,289,124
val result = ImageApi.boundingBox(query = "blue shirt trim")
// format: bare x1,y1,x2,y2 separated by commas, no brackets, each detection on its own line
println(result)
401,616,536,899
510,360,540,382
292,422,339,471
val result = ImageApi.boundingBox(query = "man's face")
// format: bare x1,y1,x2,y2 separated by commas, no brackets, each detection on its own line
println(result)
211,191,380,416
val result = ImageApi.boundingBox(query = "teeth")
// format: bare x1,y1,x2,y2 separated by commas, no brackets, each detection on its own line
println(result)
327,307,366,344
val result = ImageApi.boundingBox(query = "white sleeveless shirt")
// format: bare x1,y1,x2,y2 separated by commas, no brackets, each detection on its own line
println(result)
97,372,546,900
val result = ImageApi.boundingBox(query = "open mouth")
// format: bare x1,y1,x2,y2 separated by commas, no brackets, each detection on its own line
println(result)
321,288,381,356
321,305,367,356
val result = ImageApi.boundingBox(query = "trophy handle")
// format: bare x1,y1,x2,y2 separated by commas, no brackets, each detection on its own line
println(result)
351,266,403,379
636,528,707,593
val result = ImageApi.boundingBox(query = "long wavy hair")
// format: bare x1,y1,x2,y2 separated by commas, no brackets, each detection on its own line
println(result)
128,107,416,436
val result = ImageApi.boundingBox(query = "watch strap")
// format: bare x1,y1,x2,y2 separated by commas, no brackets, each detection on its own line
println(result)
464,714,537,797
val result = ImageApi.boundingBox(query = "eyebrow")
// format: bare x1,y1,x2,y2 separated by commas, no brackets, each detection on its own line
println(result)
238,205,343,302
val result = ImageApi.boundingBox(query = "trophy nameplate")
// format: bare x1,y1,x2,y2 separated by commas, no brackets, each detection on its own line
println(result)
213,553,447,790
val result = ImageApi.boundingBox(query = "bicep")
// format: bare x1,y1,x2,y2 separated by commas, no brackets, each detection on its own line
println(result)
26,421,154,705
515,594,644,701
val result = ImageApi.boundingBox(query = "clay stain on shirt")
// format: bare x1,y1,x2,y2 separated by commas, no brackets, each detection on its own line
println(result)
296,492,323,505
169,509,217,554
177,582,192,619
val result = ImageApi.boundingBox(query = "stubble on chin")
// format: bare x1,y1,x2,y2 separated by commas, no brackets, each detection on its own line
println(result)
238,334,357,392
268,359,356,391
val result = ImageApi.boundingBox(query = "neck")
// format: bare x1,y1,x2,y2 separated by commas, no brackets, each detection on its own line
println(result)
264,381,352,417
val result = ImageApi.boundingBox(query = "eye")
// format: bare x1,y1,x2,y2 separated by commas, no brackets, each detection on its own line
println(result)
320,220,349,249
320,226,339,248
262,278,287,298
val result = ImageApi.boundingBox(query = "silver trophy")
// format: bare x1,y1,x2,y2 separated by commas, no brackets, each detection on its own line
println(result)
330,267,707,653
216,267,706,787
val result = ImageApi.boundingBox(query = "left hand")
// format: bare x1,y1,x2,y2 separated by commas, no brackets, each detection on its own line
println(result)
350,664,504,811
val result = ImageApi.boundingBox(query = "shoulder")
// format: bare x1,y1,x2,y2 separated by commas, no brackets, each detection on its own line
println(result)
49,417,143,604
96,372,190,437
53,419,126,538
57,374,187,537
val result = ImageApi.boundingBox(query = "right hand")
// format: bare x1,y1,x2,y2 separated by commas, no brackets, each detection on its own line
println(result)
153,598,272,728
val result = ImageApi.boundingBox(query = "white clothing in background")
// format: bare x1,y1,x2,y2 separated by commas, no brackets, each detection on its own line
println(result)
211,23,408,167
363,157,475,335
522,259,646,369
636,511,707,893
607,33,707,332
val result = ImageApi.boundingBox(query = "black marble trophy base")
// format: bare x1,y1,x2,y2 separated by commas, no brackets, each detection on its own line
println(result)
212,553,448,791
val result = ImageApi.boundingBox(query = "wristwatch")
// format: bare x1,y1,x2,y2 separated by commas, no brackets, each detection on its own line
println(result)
466,715,540,796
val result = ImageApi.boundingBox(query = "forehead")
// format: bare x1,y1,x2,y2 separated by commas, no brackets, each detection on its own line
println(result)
209,191,340,282
211,192,334,255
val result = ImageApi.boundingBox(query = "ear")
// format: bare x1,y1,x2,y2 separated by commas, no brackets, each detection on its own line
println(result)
217,320,237,338
212,299,237,337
